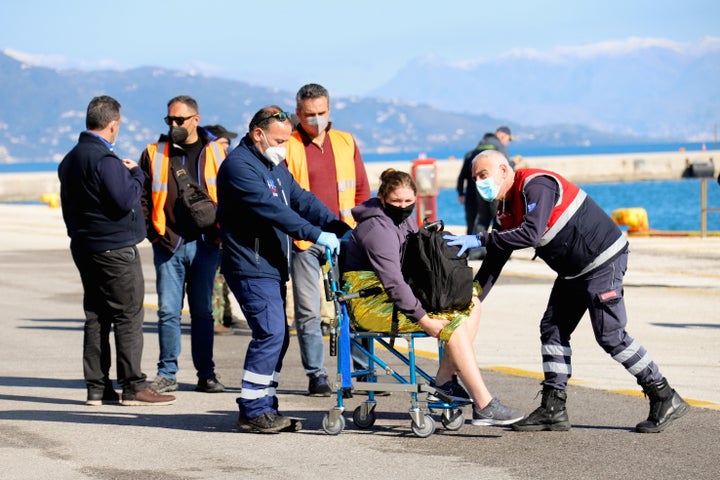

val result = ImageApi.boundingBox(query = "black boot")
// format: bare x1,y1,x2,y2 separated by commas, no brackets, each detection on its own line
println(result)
511,387,571,431
636,377,689,433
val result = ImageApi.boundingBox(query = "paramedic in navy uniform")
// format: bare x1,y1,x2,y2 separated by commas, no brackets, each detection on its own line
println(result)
217,105,351,434
444,149,689,434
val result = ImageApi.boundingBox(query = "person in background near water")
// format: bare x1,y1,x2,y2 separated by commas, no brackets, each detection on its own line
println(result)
457,126,515,259
342,168,524,426
285,83,371,396
466,126,514,168
139,96,226,395
203,124,239,335
58,95,175,406
217,105,351,433
445,149,689,433
492,125,514,160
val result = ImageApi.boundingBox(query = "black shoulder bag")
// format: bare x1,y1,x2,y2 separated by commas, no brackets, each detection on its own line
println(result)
169,157,217,230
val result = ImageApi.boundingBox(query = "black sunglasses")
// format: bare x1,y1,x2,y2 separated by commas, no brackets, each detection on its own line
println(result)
164,114,197,126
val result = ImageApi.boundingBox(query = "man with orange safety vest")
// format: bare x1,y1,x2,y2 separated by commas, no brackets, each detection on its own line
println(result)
444,149,689,433
285,83,371,396
139,95,226,396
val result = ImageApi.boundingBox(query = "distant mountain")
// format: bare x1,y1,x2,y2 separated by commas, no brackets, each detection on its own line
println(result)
0,49,686,164
368,38,720,141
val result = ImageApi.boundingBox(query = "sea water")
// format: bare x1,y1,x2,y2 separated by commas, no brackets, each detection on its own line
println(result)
2,142,719,231
435,178,720,232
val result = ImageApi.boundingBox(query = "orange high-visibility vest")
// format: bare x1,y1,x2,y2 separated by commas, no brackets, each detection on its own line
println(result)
146,141,223,235
286,130,358,250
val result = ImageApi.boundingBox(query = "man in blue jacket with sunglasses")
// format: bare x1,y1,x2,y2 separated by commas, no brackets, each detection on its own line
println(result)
217,105,350,433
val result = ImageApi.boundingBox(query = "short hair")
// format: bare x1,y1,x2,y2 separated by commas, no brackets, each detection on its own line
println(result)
86,95,121,130
377,168,416,199
167,95,199,113
248,105,290,131
296,83,329,107
472,149,509,171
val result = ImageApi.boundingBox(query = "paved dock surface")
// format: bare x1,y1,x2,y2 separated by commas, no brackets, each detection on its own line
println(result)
1,204,719,480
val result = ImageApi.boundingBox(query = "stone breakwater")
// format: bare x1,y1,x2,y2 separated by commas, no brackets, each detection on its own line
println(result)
0,150,717,202
364,149,717,191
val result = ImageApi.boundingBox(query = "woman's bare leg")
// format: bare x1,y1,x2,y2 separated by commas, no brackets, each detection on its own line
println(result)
434,298,493,407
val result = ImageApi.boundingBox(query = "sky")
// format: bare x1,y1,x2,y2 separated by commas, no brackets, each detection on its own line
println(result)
1,0,719,97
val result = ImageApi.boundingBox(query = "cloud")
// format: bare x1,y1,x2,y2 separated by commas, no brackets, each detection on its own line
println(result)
453,36,720,68
2,48,125,70
515,36,720,60
2,48,227,80
3,48,67,67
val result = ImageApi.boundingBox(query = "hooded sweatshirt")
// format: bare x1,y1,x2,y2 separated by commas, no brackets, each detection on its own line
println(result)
343,197,426,322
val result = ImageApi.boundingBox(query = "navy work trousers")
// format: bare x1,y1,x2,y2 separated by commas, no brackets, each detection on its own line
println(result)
225,275,290,420
539,249,661,390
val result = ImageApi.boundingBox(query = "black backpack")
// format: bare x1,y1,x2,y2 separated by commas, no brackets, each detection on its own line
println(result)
401,220,473,312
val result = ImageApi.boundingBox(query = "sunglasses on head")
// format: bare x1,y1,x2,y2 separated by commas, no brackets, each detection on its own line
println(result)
163,114,197,126
259,111,292,123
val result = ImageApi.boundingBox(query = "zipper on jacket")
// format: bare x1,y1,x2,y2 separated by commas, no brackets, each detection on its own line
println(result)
276,177,291,267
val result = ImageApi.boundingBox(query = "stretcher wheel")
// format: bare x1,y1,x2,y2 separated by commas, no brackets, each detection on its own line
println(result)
441,409,465,431
352,406,376,429
322,413,346,435
411,415,436,438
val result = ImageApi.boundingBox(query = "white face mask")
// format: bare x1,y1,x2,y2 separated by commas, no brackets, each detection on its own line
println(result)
261,131,286,166
305,115,329,134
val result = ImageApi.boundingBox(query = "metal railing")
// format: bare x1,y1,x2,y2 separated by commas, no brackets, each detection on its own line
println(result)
700,178,720,237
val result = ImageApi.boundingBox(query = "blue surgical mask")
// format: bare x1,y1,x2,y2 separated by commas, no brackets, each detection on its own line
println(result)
475,173,500,201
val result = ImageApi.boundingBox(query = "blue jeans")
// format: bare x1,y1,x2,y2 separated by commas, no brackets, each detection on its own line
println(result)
153,240,219,379
290,244,326,376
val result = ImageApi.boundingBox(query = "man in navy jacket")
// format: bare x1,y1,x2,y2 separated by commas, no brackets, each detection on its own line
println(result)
218,105,350,433
58,95,175,406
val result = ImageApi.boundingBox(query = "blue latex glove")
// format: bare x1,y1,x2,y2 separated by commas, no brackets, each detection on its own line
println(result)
443,234,482,257
317,231,341,256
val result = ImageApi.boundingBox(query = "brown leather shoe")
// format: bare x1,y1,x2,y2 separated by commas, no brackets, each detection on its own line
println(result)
121,386,176,406
214,324,232,335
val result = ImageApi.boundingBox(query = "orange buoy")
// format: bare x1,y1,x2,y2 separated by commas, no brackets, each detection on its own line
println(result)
611,207,649,233
40,192,60,209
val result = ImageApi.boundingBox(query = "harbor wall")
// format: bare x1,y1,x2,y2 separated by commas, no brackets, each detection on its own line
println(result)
0,150,717,202
364,149,718,191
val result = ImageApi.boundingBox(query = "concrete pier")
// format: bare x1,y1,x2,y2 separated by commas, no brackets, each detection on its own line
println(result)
1,203,719,479
364,149,718,190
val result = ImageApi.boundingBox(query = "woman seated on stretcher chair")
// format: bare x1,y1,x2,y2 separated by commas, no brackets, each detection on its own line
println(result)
342,169,523,426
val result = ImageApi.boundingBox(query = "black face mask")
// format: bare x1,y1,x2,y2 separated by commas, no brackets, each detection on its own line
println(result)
169,126,188,145
383,202,415,225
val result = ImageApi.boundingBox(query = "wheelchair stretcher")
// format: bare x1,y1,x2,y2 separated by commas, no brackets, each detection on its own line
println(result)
320,250,472,437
